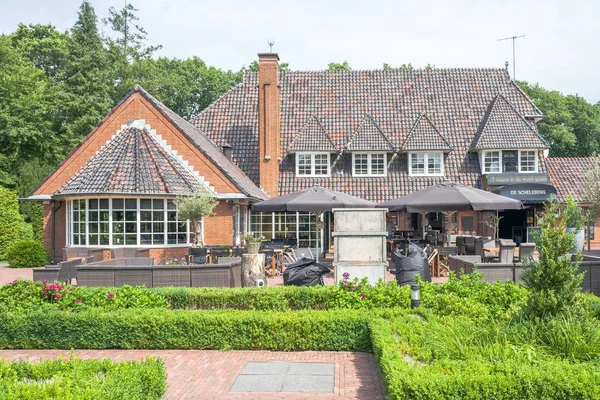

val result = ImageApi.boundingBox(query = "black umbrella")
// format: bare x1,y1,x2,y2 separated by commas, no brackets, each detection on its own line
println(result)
252,186,375,261
377,181,523,212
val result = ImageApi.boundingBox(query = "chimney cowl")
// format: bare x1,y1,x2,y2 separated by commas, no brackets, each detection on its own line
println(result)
221,143,233,160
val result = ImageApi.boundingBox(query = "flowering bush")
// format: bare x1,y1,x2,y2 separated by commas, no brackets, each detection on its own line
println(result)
0,280,168,312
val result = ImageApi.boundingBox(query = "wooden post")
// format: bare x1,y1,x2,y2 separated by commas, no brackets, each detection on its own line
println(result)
241,253,266,288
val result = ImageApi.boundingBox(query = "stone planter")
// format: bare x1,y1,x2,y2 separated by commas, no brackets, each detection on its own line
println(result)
566,227,585,253
246,242,261,254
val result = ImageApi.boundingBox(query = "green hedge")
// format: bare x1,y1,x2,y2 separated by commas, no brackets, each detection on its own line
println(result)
370,316,600,400
0,356,165,399
5,239,48,268
0,308,413,352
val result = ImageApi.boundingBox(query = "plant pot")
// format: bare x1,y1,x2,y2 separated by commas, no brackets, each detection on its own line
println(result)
566,227,585,253
246,242,261,254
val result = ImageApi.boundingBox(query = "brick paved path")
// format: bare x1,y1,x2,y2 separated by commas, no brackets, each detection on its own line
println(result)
0,350,385,399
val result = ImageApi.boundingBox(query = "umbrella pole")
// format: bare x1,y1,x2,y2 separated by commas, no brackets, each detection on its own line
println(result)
315,212,322,262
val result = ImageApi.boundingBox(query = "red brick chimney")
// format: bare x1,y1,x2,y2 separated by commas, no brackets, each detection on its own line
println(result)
257,53,281,198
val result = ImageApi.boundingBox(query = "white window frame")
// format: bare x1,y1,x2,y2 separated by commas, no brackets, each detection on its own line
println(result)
518,150,538,173
66,197,190,248
352,153,387,177
481,149,539,174
408,152,444,177
295,152,331,177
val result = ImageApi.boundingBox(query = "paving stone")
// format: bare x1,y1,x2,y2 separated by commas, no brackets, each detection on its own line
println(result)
287,363,334,376
240,362,290,375
229,374,284,392
281,374,334,393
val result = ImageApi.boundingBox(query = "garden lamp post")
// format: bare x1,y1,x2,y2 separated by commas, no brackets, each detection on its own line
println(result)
410,284,420,308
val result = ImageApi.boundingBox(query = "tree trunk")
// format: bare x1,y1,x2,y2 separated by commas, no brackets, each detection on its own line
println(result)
241,253,266,287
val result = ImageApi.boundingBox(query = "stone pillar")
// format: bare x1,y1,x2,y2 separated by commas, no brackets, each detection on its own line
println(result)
241,253,267,287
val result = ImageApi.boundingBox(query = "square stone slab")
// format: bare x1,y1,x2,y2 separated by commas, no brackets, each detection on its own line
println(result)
240,362,290,375
287,362,334,376
282,374,335,392
229,375,285,392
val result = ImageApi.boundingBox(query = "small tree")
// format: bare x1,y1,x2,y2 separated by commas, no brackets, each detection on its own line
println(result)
0,187,33,258
174,192,218,247
521,199,583,317
585,165,600,221
485,212,503,239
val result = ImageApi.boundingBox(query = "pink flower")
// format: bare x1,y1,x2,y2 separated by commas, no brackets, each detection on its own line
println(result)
42,280,48,283
359,293,366,299
107,293,115,299
343,272,350,278
75,299,81,304
342,279,348,285
54,294,62,300
9,280,17,285
351,285,357,291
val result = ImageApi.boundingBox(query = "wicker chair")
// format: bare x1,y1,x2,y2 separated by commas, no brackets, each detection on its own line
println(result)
34,259,82,284
76,265,115,286
114,266,153,287
152,266,191,287
187,247,208,264
456,236,466,255
499,240,516,263
190,263,241,287
217,257,242,264
518,243,536,263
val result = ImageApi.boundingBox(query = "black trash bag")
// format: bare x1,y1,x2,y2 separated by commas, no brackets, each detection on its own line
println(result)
394,242,431,286
283,258,331,286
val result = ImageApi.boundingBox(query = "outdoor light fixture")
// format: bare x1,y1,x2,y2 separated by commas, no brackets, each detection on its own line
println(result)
410,284,420,309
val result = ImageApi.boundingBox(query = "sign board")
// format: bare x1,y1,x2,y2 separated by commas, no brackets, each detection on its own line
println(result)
498,183,557,202
487,173,550,186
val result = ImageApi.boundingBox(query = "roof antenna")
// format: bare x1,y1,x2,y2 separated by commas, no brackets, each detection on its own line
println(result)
267,39,275,53
497,35,525,81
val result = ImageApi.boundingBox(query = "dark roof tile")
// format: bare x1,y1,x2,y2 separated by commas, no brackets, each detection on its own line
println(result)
546,157,600,202
402,114,452,151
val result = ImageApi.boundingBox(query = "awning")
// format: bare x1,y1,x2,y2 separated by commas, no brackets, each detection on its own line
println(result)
496,183,557,203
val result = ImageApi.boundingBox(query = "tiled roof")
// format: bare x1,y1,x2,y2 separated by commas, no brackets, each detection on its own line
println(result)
134,86,268,200
190,68,544,202
402,114,452,151
472,95,547,150
57,122,208,195
545,157,600,202
288,116,337,152
346,115,394,151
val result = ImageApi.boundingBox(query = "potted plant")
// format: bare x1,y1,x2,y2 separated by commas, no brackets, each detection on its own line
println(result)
563,195,585,253
243,233,263,254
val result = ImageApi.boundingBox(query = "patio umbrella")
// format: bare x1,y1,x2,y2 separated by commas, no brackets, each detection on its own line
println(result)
252,186,375,261
377,181,523,213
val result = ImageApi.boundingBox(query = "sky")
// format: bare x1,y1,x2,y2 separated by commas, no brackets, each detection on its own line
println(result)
1,0,599,103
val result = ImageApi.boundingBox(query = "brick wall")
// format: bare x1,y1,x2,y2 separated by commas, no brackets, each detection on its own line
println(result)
204,201,234,246
149,247,189,264
257,53,281,198
43,201,66,262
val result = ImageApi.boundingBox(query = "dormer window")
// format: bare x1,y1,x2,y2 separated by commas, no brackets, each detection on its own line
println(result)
482,150,538,174
352,153,387,177
408,152,444,176
296,152,330,177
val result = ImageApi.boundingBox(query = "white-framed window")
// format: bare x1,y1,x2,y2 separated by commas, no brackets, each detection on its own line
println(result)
352,153,387,177
67,198,189,247
483,151,501,173
296,153,330,177
408,152,444,176
519,150,538,172
482,150,538,174
250,211,318,248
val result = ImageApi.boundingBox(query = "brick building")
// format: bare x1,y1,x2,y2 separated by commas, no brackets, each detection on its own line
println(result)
32,53,600,261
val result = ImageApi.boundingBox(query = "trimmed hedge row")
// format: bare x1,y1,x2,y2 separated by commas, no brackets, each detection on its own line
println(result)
370,316,600,400
0,308,412,352
0,356,165,399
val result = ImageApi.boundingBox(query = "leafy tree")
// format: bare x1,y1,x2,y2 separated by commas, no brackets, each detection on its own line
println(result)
326,61,351,71
0,35,62,186
174,193,218,247
103,2,162,100
585,165,600,221
10,24,69,81
521,200,583,317
518,82,600,157
138,57,243,119
62,0,113,142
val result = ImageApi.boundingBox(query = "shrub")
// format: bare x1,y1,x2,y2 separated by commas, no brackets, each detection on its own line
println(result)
0,356,165,399
0,280,168,312
371,315,600,400
522,200,584,317
0,187,32,258
5,239,48,268
0,308,416,351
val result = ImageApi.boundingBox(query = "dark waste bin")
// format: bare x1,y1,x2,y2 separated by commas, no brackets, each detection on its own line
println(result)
283,258,331,286
395,242,431,286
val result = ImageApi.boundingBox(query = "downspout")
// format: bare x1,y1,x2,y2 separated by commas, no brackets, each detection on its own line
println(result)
51,200,62,265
